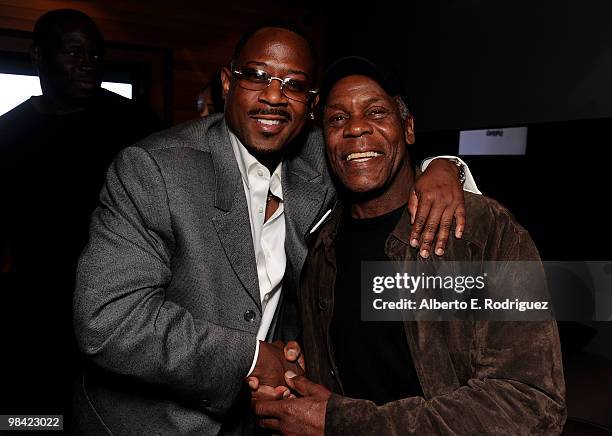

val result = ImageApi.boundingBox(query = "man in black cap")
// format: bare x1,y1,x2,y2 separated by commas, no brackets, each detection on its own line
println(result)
251,57,566,435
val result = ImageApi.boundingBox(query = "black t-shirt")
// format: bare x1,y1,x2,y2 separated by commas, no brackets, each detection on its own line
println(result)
0,90,161,414
331,204,423,405
1,90,162,273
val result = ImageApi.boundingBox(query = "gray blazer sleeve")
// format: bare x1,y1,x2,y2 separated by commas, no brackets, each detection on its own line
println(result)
74,146,256,415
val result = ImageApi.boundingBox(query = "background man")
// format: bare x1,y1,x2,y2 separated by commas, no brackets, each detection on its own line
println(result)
0,8,161,417
197,71,225,117
253,57,566,435
73,27,477,434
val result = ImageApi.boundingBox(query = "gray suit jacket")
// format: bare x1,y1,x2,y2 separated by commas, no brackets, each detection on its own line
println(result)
73,114,336,435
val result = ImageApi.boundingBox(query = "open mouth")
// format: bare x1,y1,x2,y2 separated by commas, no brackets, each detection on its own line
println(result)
345,151,383,162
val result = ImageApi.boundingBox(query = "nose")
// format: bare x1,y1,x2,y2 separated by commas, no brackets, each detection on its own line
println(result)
78,51,99,72
258,78,287,106
343,116,372,138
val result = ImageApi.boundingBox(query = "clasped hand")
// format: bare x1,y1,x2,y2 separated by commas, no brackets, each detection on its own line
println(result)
245,340,331,436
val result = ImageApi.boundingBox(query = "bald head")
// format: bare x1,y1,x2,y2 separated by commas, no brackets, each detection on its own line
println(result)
33,9,103,55
232,24,316,74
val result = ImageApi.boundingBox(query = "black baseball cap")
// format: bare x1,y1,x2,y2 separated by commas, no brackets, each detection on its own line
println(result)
319,56,409,108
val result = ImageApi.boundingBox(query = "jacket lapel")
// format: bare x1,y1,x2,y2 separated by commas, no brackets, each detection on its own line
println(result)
282,155,329,284
208,121,261,311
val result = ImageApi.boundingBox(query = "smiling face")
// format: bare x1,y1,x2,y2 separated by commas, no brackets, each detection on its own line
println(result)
323,75,414,199
221,27,316,159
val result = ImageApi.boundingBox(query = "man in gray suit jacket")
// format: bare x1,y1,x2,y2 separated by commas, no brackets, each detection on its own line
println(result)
73,25,473,435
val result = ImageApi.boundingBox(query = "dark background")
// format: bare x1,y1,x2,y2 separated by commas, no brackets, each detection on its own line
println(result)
323,0,612,131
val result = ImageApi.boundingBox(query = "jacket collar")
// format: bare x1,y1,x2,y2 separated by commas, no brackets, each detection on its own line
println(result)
208,115,331,305
204,116,243,212
281,128,330,277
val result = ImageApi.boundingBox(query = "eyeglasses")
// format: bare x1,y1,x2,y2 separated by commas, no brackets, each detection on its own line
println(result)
231,66,318,104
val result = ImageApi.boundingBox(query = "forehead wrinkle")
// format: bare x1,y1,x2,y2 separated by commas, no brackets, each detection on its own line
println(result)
325,102,346,111
331,76,392,101
360,95,388,106
326,90,389,111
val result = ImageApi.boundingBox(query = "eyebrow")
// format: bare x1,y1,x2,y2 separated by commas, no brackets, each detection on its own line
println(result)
286,69,308,78
245,61,309,78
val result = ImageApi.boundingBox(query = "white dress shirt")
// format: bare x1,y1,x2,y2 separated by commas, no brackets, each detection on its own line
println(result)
228,130,286,376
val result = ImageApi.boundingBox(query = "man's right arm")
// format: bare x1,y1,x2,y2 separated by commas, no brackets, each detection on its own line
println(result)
74,146,256,415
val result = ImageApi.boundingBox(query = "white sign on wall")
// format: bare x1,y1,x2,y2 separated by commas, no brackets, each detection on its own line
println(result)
459,126,528,155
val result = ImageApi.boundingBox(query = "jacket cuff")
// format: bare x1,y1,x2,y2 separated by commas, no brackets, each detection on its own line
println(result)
421,155,482,195
325,394,379,436
245,339,260,377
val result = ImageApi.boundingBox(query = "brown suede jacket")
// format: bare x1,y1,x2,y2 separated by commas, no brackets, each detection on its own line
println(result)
299,192,566,435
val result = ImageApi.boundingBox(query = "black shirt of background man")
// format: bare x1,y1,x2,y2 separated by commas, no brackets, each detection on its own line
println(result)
0,88,162,416
331,204,423,406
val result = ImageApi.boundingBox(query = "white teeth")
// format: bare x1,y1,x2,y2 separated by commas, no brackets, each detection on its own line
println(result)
346,151,382,161
257,119,282,125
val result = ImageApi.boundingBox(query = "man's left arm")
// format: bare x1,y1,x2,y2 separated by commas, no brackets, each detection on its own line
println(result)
411,156,480,258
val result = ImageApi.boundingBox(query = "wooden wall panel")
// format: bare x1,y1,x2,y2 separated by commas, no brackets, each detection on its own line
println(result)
0,0,322,124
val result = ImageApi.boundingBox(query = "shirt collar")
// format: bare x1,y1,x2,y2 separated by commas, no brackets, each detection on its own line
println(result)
228,127,253,188
269,164,283,201
227,126,283,199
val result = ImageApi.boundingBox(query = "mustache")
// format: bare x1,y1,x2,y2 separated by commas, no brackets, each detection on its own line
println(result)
248,108,292,121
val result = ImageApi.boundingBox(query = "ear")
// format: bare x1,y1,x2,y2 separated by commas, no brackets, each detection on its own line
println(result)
404,114,415,145
31,46,42,69
220,66,232,99
309,93,320,116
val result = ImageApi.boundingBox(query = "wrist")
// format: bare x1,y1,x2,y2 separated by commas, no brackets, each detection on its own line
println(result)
446,158,466,185
428,157,457,174
429,157,465,185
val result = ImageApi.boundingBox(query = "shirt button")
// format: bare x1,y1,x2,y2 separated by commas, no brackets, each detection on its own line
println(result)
263,294,270,302
318,298,329,311
244,310,257,323
258,206,264,213
257,169,263,177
